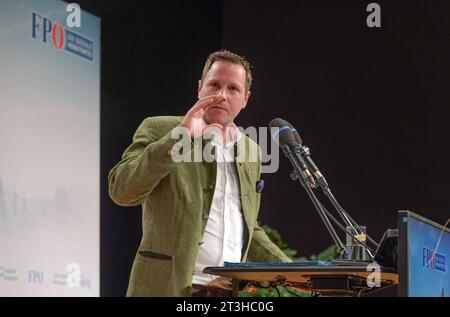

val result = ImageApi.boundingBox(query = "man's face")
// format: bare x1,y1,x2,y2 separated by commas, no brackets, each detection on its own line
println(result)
198,61,251,127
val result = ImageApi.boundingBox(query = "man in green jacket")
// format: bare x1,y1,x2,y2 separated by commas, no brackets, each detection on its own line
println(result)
108,50,291,297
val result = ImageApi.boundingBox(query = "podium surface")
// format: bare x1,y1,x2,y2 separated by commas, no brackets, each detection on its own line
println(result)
204,263,398,297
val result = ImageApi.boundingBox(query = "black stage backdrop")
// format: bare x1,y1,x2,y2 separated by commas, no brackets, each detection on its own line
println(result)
73,0,450,296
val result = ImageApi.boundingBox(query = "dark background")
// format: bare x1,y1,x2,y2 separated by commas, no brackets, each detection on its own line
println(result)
73,0,450,296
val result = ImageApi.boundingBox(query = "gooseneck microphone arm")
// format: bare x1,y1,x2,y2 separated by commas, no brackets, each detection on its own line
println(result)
297,146,357,231
272,118,382,261
282,144,348,256
290,129,362,236
315,200,377,255
298,144,379,256
329,197,380,248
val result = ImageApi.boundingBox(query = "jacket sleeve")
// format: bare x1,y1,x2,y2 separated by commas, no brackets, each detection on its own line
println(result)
247,225,292,262
108,117,190,207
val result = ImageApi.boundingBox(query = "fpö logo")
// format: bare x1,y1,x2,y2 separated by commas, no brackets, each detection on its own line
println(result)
423,247,446,272
31,12,94,62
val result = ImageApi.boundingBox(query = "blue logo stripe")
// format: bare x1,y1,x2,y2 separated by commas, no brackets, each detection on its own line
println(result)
271,125,290,140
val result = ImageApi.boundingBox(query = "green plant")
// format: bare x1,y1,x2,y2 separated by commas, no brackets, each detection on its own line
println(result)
261,224,299,259
295,244,340,262
262,224,340,261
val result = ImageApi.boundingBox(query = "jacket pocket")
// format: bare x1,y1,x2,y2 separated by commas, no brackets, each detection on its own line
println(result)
138,250,172,261
128,251,173,296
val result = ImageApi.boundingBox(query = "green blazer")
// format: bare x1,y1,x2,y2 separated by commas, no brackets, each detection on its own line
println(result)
108,116,291,297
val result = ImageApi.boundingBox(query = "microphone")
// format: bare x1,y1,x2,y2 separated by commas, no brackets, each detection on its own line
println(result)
269,118,347,255
283,121,329,189
269,118,316,188
269,117,380,260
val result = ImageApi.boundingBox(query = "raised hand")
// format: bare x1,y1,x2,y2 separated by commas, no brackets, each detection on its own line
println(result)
182,95,224,139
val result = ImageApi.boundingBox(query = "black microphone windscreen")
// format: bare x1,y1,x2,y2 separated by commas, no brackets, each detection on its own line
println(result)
268,118,286,129
269,118,295,146
285,121,303,145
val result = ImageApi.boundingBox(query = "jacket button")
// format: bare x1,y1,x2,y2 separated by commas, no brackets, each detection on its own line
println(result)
202,213,209,220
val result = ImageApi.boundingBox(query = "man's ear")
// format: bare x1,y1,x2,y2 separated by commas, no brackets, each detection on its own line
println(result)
197,80,202,98
242,90,251,109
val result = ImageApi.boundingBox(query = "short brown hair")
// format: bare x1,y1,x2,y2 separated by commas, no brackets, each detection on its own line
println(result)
201,50,252,91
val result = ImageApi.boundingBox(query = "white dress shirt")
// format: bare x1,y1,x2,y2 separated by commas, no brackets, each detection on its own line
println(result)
192,126,245,285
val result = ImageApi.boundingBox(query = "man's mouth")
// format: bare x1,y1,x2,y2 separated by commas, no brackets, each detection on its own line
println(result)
210,105,227,112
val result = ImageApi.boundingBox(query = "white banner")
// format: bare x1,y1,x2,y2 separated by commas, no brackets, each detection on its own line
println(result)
0,0,100,296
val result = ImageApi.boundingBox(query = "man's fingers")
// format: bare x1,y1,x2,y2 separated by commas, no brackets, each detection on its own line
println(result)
185,98,211,120
190,95,221,113
198,94,222,104
182,95,222,131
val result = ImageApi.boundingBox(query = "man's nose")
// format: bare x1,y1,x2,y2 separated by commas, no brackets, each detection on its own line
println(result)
218,90,227,101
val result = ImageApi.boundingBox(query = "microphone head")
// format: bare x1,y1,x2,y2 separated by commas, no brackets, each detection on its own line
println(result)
285,121,303,145
269,118,296,146
268,117,287,129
